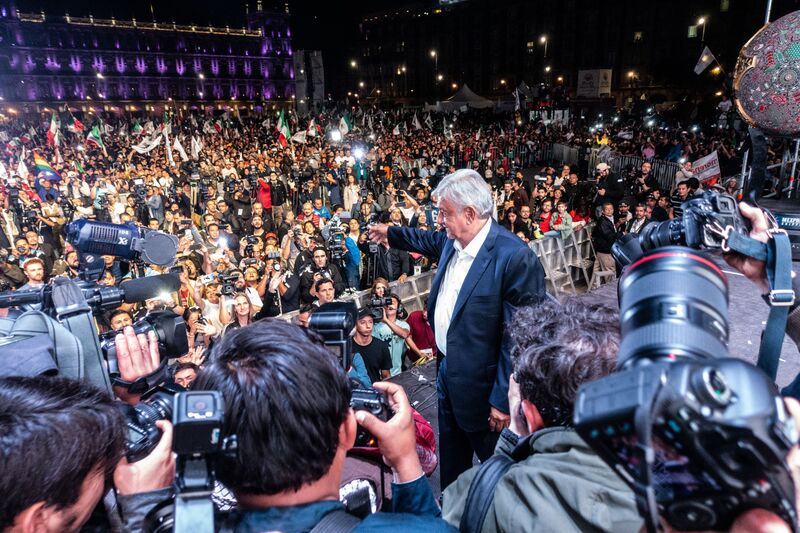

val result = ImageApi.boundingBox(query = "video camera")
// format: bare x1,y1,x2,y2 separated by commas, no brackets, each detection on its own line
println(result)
367,296,393,322
576,194,798,531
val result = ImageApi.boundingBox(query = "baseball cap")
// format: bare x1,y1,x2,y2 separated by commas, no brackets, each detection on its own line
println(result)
357,307,373,320
265,232,278,241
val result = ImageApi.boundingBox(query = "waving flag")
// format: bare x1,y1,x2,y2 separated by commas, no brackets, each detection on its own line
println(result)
65,114,84,134
412,113,423,131
33,150,61,181
276,110,291,147
339,114,352,136
694,46,717,75
46,112,59,146
86,126,105,153
132,121,143,136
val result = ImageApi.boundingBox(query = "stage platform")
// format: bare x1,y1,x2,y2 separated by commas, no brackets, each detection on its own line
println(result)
399,255,800,497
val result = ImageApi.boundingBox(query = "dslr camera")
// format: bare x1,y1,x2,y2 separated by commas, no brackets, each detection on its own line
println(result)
219,273,240,297
577,205,798,531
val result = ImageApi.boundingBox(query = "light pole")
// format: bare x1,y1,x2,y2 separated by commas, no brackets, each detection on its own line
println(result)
697,16,707,50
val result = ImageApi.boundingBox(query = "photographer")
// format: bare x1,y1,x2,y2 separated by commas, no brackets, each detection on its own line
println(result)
372,293,412,377
0,375,173,532
254,255,300,318
192,320,455,532
299,247,345,305
442,299,642,532
0,249,25,289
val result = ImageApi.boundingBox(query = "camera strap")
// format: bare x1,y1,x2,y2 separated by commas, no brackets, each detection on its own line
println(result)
721,225,794,381
756,230,794,380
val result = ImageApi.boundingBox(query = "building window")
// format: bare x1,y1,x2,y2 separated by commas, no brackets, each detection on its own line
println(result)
526,41,534,54
687,25,698,38
633,31,643,42
720,0,730,12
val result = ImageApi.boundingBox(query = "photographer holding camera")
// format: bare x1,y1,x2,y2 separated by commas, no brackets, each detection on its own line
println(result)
372,293,412,377
299,247,345,305
442,299,642,532
191,320,456,532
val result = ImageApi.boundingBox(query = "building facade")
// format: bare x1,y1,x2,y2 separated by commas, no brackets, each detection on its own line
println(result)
351,0,794,104
0,0,295,107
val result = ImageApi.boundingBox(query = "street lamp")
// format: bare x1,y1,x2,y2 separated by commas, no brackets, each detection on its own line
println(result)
544,66,551,73
359,81,364,88
350,59,357,68
500,79,506,85
198,73,204,79
430,49,438,82
697,16,707,48
540,35,548,57
437,74,443,81
556,76,563,83
451,83,457,89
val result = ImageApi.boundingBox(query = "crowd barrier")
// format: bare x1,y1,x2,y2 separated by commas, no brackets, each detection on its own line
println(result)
528,224,600,297
278,270,435,322
278,225,601,324
542,142,682,191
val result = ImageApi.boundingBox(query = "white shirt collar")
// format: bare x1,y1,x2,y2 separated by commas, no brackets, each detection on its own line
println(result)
454,217,492,258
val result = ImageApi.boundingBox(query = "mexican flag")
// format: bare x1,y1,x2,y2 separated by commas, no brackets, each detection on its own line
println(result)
66,114,84,134
86,125,106,155
46,112,58,146
339,114,352,136
72,160,85,173
307,119,319,137
276,110,291,147
132,121,143,136
213,119,223,133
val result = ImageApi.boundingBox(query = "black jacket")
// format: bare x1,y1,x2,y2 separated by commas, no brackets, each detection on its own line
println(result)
592,216,619,254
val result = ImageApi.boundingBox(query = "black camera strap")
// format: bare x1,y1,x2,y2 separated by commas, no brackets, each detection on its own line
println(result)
633,379,665,533
722,224,794,381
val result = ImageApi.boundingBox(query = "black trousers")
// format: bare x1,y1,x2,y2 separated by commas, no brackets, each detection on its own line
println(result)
437,357,500,490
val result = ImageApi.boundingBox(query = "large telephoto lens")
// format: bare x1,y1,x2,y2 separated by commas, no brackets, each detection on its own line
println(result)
639,218,685,251
617,247,729,368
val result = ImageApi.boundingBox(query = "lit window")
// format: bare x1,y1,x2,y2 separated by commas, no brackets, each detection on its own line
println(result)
720,0,730,12
633,31,643,42
687,25,698,38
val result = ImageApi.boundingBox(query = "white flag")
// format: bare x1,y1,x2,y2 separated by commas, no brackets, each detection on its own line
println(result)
291,131,307,144
694,46,717,75
412,113,423,131
173,136,189,162
0,132,7,142
131,134,163,154
392,124,401,136
17,156,29,179
475,127,482,141
164,129,175,167
103,123,114,135
190,136,202,159
143,120,155,135
424,113,433,129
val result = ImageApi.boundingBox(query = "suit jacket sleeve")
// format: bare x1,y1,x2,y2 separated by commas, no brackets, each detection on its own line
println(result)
490,246,546,413
387,226,448,260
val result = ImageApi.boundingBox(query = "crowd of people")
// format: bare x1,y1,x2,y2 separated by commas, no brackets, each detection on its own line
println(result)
0,106,758,368
2,104,800,533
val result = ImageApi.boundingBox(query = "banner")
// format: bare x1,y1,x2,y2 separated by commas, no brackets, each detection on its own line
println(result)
692,150,722,184
576,69,613,98
131,134,163,155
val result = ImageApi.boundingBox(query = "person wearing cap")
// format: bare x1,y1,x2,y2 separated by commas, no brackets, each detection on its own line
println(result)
595,162,624,208
351,307,392,384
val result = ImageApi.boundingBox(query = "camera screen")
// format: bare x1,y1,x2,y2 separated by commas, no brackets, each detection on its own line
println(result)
608,429,722,501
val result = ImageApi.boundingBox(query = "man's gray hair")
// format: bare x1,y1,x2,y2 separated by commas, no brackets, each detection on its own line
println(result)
432,169,493,218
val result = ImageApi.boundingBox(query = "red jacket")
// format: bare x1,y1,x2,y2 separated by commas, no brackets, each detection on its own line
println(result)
257,178,273,209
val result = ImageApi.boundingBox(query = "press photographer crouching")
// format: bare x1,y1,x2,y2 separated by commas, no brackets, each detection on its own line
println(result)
442,299,642,532
187,319,455,532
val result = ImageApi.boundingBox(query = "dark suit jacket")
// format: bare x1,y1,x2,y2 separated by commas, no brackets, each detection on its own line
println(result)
388,220,545,432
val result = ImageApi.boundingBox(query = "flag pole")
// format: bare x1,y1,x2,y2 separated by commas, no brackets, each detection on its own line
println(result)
764,0,773,24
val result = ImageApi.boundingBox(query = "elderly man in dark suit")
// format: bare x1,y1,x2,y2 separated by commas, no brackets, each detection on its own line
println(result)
369,169,545,489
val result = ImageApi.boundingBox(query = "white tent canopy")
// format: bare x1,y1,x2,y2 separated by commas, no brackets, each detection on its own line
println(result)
437,84,495,111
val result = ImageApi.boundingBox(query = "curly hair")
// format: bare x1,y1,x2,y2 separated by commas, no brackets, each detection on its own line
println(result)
508,298,620,427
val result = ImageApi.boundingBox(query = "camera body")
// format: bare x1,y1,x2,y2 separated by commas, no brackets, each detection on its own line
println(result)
119,383,183,462
172,391,225,456
574,247,798,531
100,311,189,377
350,387,393,447
219,273,240,297
640,192,749,252
367,296,392,321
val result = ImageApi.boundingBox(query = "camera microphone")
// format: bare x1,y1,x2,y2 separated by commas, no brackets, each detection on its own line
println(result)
66,220,179,266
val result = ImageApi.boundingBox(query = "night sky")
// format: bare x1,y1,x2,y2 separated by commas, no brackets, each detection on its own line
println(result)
21,0,397,50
